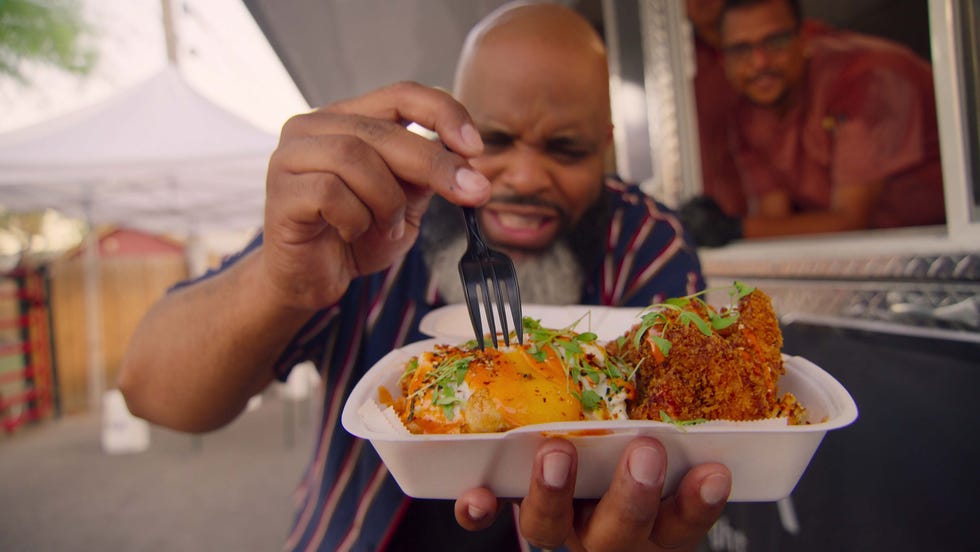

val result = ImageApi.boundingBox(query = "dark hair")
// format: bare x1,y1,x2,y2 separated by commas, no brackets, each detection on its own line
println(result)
719,0,803,30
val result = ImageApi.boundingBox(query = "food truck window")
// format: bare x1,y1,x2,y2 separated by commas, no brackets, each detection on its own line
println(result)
959,0,980,221
604,0,980,256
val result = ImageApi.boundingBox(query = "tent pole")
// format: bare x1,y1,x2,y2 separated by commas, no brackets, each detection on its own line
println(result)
83,209,106,415
185,230,208,278
161,0,179,67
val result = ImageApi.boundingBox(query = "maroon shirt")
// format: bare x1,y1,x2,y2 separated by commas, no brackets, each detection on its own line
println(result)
694,33,745,217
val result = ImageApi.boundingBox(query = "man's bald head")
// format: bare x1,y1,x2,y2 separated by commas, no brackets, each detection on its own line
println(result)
453,1,610,124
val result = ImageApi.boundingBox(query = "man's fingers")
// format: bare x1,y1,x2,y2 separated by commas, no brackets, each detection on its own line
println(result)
268,135,407,242
649,463,731,550
504,438,729,552
577,438,667,552
326,81,485,158
454,488,501,532
279,111,490,207
519,439,577,549
284,85,490,205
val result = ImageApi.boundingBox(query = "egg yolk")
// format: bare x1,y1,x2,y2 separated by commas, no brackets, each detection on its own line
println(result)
402,346,584,433
469,348,582,428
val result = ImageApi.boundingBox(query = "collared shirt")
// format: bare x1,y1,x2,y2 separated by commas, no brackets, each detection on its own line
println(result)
694,33,746,217
196,178,703,551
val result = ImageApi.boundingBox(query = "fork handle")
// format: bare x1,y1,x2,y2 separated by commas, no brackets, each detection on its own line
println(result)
462,206,490,254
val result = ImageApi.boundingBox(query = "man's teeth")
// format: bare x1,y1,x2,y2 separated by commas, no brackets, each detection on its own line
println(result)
498,212,542,230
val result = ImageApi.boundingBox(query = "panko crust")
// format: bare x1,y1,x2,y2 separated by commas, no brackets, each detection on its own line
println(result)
617,289,807,423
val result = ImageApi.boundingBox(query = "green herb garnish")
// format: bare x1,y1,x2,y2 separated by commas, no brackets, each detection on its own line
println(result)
632,281,755,359
522,314,625,413
405,353,472,422
659,410,708,431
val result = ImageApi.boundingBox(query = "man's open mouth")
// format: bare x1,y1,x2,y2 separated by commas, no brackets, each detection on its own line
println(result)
480,204,564,250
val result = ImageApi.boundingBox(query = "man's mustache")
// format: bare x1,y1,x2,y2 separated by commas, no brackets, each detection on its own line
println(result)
747,69,784,85
488,195,569,223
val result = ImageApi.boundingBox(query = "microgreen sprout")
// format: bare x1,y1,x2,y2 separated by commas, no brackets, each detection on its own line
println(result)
659,410,708,431
400,356,419,385
522,314,629,413
405,353,472,422
632,282,756,359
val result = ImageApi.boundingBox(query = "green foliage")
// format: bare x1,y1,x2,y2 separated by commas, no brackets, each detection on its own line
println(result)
0,0,98,83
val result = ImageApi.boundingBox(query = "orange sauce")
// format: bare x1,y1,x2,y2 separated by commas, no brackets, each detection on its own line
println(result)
377,386,394,407
401,346,585,433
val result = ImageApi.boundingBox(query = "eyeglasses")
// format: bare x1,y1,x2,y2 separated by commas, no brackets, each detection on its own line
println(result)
722,29,799,63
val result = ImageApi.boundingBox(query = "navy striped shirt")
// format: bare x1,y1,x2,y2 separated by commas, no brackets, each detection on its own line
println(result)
201,179,703,551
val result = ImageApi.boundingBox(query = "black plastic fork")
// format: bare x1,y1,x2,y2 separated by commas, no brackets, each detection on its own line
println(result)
457,206,524,349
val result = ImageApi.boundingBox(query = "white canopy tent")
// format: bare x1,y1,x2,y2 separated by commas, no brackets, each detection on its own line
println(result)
0,65,276,236
0,66,278,412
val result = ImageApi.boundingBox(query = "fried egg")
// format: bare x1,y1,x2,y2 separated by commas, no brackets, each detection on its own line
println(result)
398,324,634,434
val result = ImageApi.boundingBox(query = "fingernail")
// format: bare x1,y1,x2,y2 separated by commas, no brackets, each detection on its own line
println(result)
699,473,731,505
460,123,483,152
542,451,572,489
455,167,489,194
388,218,405,240
467,504,487,522
628,446,665,487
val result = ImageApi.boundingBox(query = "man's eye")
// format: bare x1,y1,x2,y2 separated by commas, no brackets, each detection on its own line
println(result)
724,43,752,59
481,133,512,151
549,146,591,163
764,31,796,51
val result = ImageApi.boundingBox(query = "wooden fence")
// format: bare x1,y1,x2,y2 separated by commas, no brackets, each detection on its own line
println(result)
48,254,187,414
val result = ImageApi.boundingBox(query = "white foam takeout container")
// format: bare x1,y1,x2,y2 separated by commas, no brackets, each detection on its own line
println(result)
341,304,858,501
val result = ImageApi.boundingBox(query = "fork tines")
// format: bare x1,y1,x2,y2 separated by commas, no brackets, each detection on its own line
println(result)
458,207,524,350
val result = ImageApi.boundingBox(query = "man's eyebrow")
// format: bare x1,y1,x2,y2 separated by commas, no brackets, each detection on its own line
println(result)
546,135,596,149
477,127,596,149
478,126,514,139
722,28,798,48
479,126,510,135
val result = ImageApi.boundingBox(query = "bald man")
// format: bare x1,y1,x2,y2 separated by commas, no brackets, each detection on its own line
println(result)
119,2,729,551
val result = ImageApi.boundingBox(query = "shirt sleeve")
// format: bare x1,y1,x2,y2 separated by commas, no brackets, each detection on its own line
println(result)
828,53,931,187
730,140,787,198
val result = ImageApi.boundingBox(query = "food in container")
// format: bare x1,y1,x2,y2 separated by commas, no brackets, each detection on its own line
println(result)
614,285,808,424
341,285,858,500
395,317,632,434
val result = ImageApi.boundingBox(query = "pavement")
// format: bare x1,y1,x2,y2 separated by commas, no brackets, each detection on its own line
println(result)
0,388,319,552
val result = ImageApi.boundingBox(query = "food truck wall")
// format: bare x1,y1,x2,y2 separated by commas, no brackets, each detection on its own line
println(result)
244,0,979,549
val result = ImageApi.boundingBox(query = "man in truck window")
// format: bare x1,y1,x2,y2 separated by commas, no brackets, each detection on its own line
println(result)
680,0,946,247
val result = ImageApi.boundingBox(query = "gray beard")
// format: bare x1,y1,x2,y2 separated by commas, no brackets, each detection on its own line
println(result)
428,234,585,305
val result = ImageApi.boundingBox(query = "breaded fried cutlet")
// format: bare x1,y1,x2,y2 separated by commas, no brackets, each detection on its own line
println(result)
611,287,807,424
726,288,784,380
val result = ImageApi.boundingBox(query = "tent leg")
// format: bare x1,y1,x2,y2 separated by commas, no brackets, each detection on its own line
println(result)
83,226,106,415
184,231,208,278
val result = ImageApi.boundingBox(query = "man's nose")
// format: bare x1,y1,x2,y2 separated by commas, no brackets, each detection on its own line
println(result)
497,145,551,196
749,45,775,69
